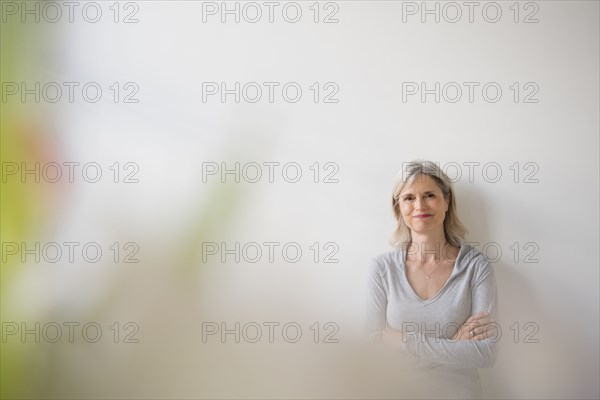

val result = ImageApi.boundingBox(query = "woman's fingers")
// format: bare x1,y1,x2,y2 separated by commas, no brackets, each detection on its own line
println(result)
466,312,489,323
471,317,494,328
452,314,496,341
472,324,497,341
453,323,476,341
470,320,497,340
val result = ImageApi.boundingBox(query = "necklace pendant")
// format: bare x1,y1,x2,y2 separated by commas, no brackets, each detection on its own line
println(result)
425,275,431,280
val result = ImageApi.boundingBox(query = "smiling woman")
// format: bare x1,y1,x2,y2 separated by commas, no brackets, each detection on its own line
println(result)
366,160,500,399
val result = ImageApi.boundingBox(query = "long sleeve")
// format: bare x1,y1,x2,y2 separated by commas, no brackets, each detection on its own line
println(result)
403,259,500,368
365,257,387,341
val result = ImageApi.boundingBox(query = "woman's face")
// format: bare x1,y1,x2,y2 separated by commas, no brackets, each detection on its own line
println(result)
398,174,450,235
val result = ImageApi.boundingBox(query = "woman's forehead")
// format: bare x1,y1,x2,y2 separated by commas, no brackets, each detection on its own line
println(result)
402,174,439,192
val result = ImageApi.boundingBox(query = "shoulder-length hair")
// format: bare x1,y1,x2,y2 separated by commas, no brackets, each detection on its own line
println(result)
390,160,468,252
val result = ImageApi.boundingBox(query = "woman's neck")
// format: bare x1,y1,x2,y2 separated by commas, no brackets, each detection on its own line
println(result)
407,231,450,264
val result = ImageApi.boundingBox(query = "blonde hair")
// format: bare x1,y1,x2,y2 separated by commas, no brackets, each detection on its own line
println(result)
390,160,468,252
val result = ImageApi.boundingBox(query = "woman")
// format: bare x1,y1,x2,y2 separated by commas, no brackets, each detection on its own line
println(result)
366,160,499,399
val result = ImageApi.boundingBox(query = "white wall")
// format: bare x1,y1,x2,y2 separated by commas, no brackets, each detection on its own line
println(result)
4,1,598,399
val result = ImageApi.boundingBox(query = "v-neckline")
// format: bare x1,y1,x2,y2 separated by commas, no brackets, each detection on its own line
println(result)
401,244,463,304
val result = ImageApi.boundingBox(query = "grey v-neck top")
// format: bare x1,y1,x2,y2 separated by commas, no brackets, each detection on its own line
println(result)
365,243,499,398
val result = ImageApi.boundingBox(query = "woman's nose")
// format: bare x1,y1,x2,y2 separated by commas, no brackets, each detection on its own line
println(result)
414,197,423,209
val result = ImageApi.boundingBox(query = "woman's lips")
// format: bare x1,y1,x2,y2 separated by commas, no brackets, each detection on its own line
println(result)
414,214,432,218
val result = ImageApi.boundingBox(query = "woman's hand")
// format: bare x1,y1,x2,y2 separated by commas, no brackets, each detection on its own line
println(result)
452,312,496,341
382,312,496,348
382,325,406,350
